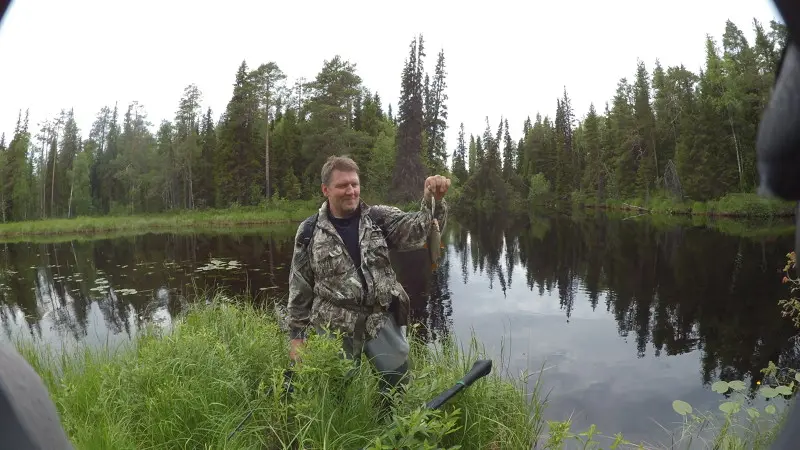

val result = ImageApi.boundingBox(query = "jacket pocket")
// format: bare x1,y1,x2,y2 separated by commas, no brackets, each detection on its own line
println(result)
367,232,391,269
313,245,348,277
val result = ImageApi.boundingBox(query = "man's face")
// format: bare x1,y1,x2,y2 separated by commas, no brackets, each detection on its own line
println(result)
322,169,360,216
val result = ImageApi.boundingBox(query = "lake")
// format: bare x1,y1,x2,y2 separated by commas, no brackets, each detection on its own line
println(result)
0,210,798,446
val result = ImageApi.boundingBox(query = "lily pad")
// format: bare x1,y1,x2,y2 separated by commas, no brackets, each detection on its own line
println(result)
672,400,692,416
712,381,729,394
728,380,746,391
747,407,760,419
766,404,777,415
719,401,740,415
760,386,779,398
115,288,138,295
776,385,792,396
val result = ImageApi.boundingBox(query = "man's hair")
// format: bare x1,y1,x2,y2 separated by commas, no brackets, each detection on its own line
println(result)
321,155,359,185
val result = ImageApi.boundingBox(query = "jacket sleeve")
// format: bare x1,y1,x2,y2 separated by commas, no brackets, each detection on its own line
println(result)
370,196,448,252
287,223,314,339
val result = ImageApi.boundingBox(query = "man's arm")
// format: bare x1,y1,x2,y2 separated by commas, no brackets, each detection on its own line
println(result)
287,223,314,340
370,195,448,252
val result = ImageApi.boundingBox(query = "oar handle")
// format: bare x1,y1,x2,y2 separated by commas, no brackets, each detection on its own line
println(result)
460,359,492,387
426,384,464,410
425,359,492,410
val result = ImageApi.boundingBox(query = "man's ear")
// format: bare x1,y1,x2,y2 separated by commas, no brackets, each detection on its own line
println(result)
321,183,328,197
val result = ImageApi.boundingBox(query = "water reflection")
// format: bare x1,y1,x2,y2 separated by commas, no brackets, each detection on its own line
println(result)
0,212,798,443
0,227,298,349
444,211,799,444
452,212,799,386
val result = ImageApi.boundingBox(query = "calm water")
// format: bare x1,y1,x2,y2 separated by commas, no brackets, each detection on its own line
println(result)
1,211,798,445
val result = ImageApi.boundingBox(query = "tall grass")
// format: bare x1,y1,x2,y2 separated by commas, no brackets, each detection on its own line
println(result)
0,199,320,239
16,292,793,449
577,191,796,218
15,297,547,449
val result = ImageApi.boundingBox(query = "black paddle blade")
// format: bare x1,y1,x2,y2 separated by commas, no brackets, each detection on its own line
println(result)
461,359,492,387
424,359,493,410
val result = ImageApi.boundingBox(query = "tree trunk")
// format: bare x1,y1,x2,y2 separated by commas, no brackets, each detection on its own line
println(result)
728,114,744,191
40,136,46,218
0,184,5,223
265,84,271,201
50,142,56,218
67,170,74,218
188,143,194,209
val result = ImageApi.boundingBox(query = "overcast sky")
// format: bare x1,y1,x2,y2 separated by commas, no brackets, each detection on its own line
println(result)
0,0,782,162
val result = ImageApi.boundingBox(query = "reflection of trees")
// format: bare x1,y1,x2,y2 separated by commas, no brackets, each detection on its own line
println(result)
389,247,454,344
0,226,454,348
452,210,799,388
0,229,297,343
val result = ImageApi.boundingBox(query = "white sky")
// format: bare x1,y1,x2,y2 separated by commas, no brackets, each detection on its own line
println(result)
0,0,782,163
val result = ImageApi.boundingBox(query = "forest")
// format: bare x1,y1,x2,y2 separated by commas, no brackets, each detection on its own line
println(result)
0,17,788,223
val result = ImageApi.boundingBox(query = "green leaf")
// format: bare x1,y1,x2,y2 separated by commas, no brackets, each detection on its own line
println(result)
727,380,746,391
747,408,760,419
765,404,777,415
761,386,779,398
795,372,800,384
719,401,740,415
673,400,693,416
776,385,792,396
712,381,729,394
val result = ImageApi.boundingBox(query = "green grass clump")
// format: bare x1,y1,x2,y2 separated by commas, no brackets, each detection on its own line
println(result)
0,199,320,240
574,190,795,219
702,193,796,218
15,298,545,449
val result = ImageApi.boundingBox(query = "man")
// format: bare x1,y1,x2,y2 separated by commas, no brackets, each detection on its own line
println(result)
286,155,450,396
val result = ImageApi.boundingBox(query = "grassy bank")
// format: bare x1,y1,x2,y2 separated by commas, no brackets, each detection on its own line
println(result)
570,207,797,240
15,298,549,449
0,200,319,240
575,192,796,218
0,198,425,241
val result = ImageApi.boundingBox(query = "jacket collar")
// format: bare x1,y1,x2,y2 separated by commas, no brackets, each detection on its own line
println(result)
316,199,373,240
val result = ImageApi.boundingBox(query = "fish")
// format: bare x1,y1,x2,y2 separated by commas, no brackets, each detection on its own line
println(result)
423,195,444,270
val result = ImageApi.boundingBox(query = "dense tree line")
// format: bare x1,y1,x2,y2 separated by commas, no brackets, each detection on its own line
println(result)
0,18,788,222
452,18,789,214
0,33,447,222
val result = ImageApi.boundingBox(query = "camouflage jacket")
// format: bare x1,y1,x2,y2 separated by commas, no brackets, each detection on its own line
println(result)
287,196,448,340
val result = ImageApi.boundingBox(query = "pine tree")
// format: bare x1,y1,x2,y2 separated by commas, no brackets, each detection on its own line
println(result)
390,35,427,203
502,118,515,179
452,122,468,182
633,60,657,198
580,104,603,198
424,49,448,173
468,134,477,174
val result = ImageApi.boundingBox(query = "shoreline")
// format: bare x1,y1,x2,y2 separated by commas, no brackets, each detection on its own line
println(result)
0,203,319,240
0,193,795,242
584,203,797,218
572,192,797,219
